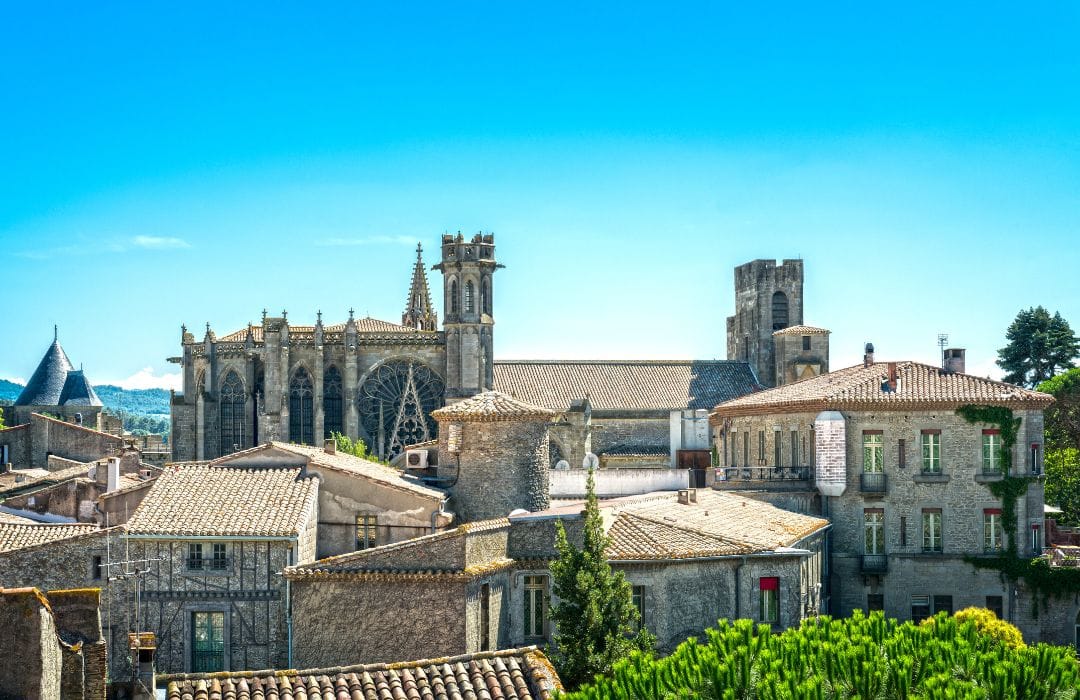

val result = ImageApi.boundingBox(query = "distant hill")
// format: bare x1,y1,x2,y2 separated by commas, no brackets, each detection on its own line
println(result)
0,379,22,403
92,385,170,417
0,380,170,433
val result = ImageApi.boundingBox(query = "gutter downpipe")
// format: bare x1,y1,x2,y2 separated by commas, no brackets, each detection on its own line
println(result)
286,539,295,669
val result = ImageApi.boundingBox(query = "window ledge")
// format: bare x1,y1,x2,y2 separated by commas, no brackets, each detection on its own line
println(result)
974,473,1005,483
913,473,950,484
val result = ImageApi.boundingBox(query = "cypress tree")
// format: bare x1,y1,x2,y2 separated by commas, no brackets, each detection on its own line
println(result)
549,468,656,688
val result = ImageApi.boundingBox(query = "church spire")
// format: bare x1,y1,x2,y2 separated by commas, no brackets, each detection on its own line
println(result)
402,242,438,331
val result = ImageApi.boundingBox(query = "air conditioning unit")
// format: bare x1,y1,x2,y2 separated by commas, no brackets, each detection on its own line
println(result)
405,449,430,468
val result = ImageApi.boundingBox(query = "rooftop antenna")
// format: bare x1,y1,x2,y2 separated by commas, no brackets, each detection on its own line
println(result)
937,333,949,368
103,509,162,694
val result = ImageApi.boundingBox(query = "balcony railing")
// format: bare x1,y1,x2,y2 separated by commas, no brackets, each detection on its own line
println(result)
860,472,887,494
715,466,812,482
861,554,888,573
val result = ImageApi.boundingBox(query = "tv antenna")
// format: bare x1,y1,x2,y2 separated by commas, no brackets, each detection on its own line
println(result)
103,510,162,693
937,334,949,368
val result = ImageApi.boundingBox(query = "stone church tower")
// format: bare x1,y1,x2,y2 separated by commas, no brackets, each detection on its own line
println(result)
434,233,501,400
725,259,804,387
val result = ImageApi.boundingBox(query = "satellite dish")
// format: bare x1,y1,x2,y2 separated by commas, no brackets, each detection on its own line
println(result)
582,452,599,470
508,508,529,517
555,460,570,471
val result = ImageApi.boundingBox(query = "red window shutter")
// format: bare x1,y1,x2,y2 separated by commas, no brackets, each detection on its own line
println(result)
759,577,779,591
984,508,1002,515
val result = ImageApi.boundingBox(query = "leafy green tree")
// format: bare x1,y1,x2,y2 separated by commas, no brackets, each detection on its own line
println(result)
560,611,1080,700
549,468,655,689
330,431,379,462
0,406,6,430
998,307,1079,388
1045,448,1080,527
1039,368,1080,451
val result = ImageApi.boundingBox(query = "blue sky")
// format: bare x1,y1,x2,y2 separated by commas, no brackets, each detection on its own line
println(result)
2,3,1078,388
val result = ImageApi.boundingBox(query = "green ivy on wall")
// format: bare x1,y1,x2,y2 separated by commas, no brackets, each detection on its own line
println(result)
957,404,1080,608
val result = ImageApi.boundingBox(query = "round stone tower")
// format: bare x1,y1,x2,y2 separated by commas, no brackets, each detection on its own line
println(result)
432,390,555,521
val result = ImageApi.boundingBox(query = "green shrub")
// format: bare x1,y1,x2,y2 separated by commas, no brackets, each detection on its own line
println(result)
560,611,1079,699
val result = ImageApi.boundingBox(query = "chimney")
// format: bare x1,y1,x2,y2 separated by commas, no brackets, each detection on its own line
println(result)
129,632,157,700
678,489,691,505
324,438,337,455
688,488,698,503
107,457,120,493
887,362,897,392
863,343,875,368
944,348,966,374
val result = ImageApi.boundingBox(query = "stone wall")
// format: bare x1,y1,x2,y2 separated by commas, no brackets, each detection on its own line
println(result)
1,414,124,471
725,259,804,387
549,468,688,499
305,463,447,559
0,588,63,700
590,416,669,457
443,420,549,521
291,577,470,668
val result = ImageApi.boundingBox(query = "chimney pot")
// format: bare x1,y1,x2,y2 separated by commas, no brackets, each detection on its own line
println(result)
107,458,120,493
944,348,966,374
678,489,690,505
887,362,897,392
324,439,337,455
863,342,875,368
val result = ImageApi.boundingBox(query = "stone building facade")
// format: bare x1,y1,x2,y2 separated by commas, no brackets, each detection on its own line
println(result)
710,357,1075,645
169,234,499,462
285,489,829,668
0,413,124,471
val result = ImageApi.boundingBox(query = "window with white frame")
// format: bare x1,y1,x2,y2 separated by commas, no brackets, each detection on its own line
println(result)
524,575,548,638
921,430,941,473
922,510,942,553
759,577,779,624
863,432,883,473
983,430,1003,474
983,509,1004,552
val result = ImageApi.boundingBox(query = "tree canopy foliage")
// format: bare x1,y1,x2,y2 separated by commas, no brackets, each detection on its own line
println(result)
330,431,381,462
560,611,1079,700
0,406,6,430
998,307,1079,388
549,468,655,689
1039,368,1080,452
1045,448,1080,527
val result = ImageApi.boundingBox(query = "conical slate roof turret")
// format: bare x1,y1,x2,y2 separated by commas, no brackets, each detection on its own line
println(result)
16,331,75,406
58,370,102,407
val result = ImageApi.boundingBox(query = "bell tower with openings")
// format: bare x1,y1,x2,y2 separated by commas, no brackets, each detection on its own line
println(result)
725,259,804,387
434,232,502,400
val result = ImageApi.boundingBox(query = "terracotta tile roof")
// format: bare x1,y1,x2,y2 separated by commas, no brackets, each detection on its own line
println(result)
219,442,446,500
124,464,318,537
711,361,1054,417
493,360,761,411
773,325,830,336
605,490,828,559
160,647,562,700
518,490,828,561
432,391,556,423
285,518,509,580
217,317,432,342
0,522,99,553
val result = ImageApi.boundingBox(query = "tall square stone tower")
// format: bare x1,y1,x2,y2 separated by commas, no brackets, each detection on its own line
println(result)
725,259,804,387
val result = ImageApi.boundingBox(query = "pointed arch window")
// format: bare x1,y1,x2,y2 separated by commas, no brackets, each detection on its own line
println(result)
772,291,789,331
219,371,245,455
450,279,460,315
482,277,491,315
289,368,315,445
465,280,476,314
324,366,343,439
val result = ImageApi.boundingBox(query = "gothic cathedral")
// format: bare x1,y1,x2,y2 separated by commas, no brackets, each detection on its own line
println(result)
170,233,498,461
